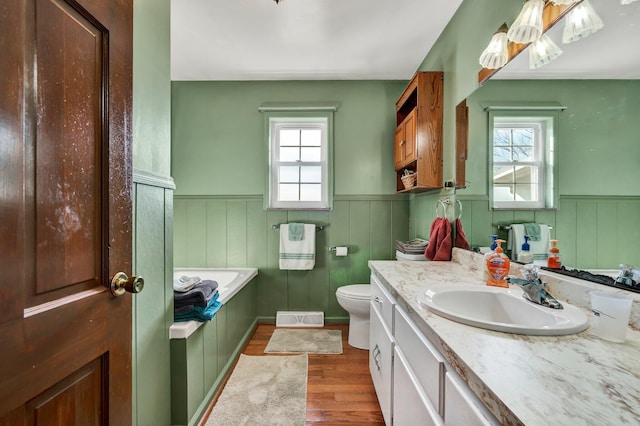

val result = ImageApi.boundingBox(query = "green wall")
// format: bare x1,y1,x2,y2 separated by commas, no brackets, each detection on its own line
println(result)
132,0,173,424
171,81,406,196
171,81,411,320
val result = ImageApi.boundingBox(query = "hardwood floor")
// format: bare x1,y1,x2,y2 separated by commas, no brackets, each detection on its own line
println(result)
203,323,385,425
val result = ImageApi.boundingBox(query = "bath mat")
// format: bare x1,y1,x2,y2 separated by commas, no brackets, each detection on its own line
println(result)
206,354,307,426
264,328,343,354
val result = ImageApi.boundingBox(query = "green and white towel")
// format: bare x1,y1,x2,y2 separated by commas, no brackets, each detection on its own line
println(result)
279,224,316,270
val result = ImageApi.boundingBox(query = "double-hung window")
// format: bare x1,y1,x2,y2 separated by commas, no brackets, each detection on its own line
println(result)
487,108,561,210
260,105,336,210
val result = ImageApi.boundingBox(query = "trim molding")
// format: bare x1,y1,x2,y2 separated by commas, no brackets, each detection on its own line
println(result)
173,194,410,202
133,169,176,190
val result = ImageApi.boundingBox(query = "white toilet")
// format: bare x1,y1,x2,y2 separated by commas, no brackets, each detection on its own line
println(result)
336,284,371,350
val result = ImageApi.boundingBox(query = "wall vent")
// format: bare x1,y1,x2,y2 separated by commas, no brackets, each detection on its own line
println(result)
276,311,324,328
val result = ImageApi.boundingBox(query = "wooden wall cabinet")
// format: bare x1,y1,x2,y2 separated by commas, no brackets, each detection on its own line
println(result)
394,72,443,193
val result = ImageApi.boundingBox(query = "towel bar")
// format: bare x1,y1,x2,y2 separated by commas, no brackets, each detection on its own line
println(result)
497,225,553,231
272,224,326,231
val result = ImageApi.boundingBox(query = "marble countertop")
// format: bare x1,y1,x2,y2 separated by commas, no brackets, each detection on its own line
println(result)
369,249,640,426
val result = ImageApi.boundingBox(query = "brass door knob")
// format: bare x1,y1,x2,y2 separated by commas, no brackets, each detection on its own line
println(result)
110,272,144,297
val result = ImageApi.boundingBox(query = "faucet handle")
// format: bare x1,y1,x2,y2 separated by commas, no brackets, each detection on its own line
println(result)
521,264,540,281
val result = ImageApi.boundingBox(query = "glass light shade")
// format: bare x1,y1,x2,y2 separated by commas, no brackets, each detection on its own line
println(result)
529,34,563,69
621,0,639,4
479,24,509,69
551,0,580,4
562,0,604,44
507,0,545,44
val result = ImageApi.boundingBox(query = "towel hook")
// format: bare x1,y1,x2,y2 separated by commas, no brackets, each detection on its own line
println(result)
435,198,450,218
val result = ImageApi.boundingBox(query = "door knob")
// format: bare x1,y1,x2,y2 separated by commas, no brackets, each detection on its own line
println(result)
110,272,144,297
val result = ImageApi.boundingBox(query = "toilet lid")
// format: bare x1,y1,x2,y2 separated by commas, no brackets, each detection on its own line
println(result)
336,284,370,301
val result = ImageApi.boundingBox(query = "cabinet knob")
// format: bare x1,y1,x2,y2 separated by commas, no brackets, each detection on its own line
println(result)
400,140,405,146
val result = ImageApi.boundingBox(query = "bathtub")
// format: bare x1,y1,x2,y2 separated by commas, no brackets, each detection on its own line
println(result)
170,267,258,339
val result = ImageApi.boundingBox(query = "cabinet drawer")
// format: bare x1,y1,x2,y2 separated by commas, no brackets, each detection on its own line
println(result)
371,274,395,330
444,371,499,426
395,304,445,415
370,303,394,426
394,347,443,426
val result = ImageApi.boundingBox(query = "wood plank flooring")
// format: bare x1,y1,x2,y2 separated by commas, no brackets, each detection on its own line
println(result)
202,323,385,425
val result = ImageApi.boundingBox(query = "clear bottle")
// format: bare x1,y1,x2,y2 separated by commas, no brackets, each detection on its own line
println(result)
487,239,510,288
517,235,533,264
547,239,562,269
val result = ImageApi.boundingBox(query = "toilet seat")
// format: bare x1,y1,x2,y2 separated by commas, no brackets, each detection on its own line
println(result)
336,284,370,301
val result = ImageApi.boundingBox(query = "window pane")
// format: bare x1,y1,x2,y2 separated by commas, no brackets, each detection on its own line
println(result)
493,146,512,162
279,147,299,162
493,165,515,184
279,166,299,183
279,184,299,201
493,184,515,202
300,147,321,162
493,129,511,146
300,166,321,183
301,129,321,146
514,184,538,202
512,146,533,162
280,129,300,146
512,128,534,146
300,184,321,201
513,165,538,184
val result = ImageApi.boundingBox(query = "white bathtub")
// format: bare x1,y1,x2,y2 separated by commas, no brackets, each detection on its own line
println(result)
170,267,258,339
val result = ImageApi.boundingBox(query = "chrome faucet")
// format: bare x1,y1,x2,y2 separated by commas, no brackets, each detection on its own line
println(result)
615,264,640,289
507,265,563,310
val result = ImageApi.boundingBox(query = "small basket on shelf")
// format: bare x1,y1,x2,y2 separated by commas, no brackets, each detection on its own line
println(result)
400,172,417,190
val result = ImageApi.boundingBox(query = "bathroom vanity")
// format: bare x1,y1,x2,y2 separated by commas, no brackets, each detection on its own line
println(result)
369,249,640,425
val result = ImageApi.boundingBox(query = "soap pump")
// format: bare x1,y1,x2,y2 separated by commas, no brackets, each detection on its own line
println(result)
547,239,562,269
487,239,510,288
517,235,533,264
482,235,499,280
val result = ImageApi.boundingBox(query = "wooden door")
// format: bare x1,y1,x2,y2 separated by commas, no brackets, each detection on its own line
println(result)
0,0,133,424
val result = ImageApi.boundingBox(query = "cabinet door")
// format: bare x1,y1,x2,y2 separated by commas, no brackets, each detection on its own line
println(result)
370,303,394,426
403,108,417,165
394,124,405,170
444,371,499,426
394,347,443,426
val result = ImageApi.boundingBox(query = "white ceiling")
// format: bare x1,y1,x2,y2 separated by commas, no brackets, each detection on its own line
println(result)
171,0,463,81
494,0,640,79
171,0,640,82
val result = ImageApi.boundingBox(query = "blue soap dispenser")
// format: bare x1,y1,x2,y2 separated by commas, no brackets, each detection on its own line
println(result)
517,235,533,264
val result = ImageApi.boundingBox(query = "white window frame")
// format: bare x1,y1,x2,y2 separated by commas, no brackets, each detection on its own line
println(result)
259,104,337,210
487,109,560,210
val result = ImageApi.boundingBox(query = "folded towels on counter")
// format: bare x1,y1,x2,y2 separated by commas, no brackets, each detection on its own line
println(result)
174,279,219,308
279,223,316,270
425,217,452,261
174,293,222,322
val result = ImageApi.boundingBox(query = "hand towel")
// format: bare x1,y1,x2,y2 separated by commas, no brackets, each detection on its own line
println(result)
288,223,305,241
279,223,316,270
454,218,471,251
174,293,222,322
173,275,201,292
425,218,452,261
524,223,541,241
508,224,551,260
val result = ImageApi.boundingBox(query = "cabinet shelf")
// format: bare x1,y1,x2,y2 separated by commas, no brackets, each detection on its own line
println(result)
394,72,443,193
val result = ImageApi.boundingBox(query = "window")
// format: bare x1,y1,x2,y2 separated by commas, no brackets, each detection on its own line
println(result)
260,104,336,210
487,109,561,210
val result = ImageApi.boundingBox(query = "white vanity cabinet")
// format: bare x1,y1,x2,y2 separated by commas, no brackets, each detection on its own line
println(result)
370,274,395,425
370,272,499,426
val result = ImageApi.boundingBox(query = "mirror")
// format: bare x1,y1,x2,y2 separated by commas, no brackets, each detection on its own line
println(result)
456,0,640,270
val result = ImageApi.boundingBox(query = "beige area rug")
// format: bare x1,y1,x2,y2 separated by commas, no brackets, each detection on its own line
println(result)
206,354,308,426
264,328,343,354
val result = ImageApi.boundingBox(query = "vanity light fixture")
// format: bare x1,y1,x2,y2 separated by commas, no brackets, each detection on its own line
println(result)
507,0,545,44
529,33,563,69
621,0,639,4
550,0,581,4
562,0,604,43
479,23,509,69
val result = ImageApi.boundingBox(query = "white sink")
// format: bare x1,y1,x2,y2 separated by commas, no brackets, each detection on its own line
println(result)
418,284,589,336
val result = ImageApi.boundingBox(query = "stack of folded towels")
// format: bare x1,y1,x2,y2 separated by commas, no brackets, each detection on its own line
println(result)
173,275,221,322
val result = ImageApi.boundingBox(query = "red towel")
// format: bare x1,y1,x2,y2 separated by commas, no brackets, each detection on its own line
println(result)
425,218,452,261
454,218,471,251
